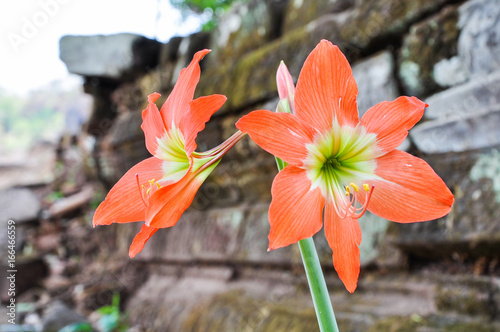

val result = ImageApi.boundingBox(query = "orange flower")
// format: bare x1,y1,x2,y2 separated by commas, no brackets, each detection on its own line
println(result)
93,50,245,258
236,40,454,293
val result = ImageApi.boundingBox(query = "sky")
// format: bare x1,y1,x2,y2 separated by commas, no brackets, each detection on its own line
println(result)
0,0,202,95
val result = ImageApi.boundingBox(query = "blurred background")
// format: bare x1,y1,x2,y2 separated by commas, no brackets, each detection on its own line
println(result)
1,0,499,331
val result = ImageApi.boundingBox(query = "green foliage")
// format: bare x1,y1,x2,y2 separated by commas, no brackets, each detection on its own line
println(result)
0,85,79,153
170,0,244,31
46,190,64,203
97,293,129,332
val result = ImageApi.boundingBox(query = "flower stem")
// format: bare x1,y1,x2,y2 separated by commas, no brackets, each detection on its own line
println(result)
275,156,339,332
298,237,339,332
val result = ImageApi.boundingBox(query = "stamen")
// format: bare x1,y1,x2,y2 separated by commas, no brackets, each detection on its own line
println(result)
352,185,374,219
334,184,375,220
135,174,148,207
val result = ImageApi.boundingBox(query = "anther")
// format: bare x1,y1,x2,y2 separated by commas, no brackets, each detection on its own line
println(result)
350,183,359,192
345,186,350,196
363,183,370,192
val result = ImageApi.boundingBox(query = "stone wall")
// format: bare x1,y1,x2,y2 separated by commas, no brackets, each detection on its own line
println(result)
58,0,500,330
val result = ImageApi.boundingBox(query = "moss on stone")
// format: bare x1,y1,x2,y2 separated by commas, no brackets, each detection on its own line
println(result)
369,315,500,331
398,5,460,97
341,0,448,50
182,290,318,332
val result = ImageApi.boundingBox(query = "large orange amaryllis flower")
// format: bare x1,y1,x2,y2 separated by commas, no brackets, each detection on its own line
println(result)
93,49,244,258
236,40,454,293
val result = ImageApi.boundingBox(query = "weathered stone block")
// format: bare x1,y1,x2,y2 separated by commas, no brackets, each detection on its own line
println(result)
411,109,500,154
340,0,449,51
435,275,499,318
458,0,500,77
0,188,40,223
433,56,470,88
283,0,354,33
137,207,244,261
235,204,293,264
208,0,288,67
352,50,398,116
398,5,460,97
60,34,161,80
424,71,500,120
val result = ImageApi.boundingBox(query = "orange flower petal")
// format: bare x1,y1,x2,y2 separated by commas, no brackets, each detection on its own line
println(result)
295,40,359,132
364,150,454,222
141,93,165,156
145,168,209,228
324,201,361,293
160,49,210,129
93,157,165,226
268,166,325,250
180,94,227,157
129,224,158,258
236,110,317,166
361,96,426,153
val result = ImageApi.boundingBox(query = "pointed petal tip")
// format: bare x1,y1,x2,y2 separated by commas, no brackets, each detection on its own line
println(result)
193,49,211,61
346,283,357,293
148,92,161,103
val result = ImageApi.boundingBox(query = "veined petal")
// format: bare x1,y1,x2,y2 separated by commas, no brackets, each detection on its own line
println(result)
180,94,227,157
361,96,427,153
268,166,325,250
364,150,454,222
160,49,210,129
236,110,317,166
93,157,165,226
129,224,158,258
146,160,220,228
295,40,359,132
324,202,361,293
141,93,166,156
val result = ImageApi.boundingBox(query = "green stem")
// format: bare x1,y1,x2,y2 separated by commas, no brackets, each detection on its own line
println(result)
275,157,339,332
298,238,339,332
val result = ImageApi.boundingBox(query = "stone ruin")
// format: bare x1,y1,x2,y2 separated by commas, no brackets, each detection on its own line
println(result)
1,0,500,330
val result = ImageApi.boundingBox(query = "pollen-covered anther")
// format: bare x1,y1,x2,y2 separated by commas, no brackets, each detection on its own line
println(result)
345,186,351,196
135,174,162,207
336,183,375,219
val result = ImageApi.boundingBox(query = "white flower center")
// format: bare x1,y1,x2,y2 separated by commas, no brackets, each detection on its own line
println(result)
155,125,190,184
304,121,379,217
